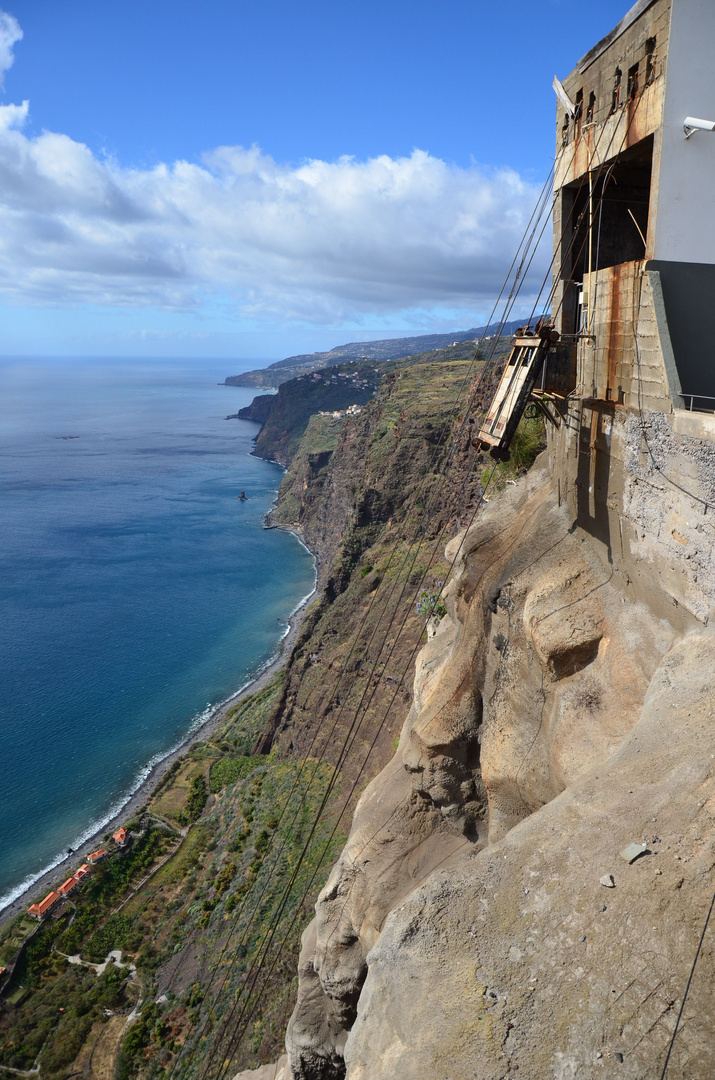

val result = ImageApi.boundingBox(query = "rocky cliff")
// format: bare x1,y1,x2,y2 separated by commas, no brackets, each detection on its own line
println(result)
234,340,510,469
241,362,381,468
266,399,715,1080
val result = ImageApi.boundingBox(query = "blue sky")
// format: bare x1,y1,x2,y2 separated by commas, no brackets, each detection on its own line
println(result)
1,1,634,362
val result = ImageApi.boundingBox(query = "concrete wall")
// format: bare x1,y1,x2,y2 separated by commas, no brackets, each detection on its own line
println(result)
576,263,675,412
552,395,715,626
555,0,669,180
654,0,715,263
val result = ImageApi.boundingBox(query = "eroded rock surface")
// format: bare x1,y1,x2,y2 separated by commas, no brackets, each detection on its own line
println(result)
347,632,715,1078
233,1057,289,1080
284,445,715,1079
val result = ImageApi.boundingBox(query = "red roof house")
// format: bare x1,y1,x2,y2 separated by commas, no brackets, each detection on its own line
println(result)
27,891,61,919
87,848,107,863
112,827,128,846
57,877,78,896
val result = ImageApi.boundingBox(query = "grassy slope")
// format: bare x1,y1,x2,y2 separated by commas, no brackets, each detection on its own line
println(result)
249,337,513,467
223,334,480,390
268,413,344,527
224,324,519,389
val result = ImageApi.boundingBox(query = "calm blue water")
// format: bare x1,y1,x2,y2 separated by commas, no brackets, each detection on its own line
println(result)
0,357,315,910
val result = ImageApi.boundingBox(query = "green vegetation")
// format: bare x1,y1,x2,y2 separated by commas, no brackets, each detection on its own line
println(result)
219,674,284,755
247,335,513,470
0,914,37,967
279,358,483,603
114,1001,162,1080
210,754,261,792
84,914,142,963
377,337,499,375
0,671,347,1079
253,360,380,465
269,413,343,526
55,830,170,957
416,584,448,621
224,327,500,389
485,414,547,491
0,961,129,1078
163,754,345,1073
508,414,547,469
184,775,207,823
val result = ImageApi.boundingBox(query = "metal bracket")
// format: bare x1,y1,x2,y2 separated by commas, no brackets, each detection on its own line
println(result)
528,394,561,428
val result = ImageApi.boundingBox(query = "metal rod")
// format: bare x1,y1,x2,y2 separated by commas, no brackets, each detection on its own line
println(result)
682,393,715,413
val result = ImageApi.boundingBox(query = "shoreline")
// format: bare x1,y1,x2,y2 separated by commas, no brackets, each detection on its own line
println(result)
0,541,317,929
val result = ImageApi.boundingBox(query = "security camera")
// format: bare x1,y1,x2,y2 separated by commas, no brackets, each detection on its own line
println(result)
684,116,715,138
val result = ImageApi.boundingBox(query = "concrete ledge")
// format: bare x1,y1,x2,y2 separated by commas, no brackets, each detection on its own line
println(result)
673,408,715,442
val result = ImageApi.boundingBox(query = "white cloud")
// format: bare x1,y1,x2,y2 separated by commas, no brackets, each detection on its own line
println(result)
0,101,550,324
0,10,21,86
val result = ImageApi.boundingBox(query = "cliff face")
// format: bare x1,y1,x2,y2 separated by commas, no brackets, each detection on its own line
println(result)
12,317,714,1080
140,354,500,1077
0,351,505,1080
233,339,511,472
245,363,381,468
236,394,275,425
278,402,715,1080
258,359,489,773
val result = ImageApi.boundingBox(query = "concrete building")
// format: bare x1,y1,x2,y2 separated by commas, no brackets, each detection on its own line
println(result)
57,876,78,896
479,0,715,627
551,0,715,422
543,0,715,630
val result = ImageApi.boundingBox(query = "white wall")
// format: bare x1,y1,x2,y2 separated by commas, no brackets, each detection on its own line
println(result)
654,0,715,263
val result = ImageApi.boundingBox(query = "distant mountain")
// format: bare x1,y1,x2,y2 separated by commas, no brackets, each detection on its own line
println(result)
224,320,524,388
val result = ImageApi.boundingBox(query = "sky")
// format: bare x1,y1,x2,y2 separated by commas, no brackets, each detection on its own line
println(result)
0,1,635,363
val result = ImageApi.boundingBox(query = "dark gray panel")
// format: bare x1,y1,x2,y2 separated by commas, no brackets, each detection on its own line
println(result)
647,259,715,404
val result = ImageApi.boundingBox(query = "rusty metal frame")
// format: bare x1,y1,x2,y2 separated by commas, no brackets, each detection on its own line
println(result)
527,393,562,428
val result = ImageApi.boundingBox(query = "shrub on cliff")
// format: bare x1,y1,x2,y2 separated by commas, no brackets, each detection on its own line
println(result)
485,414,546,491
115,1002,161,1080
509,414,546,470
416,584,447,621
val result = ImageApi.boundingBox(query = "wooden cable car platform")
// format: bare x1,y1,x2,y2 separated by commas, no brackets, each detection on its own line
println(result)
476,325,561,460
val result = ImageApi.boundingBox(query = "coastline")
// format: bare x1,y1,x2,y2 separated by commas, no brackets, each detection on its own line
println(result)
0,549,317,929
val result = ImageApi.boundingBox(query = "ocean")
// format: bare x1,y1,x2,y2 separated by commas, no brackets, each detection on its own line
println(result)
0,357,315,911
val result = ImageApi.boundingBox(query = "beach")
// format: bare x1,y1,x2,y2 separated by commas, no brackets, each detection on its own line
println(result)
0,570,316,929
